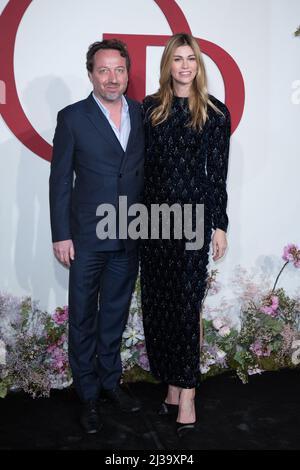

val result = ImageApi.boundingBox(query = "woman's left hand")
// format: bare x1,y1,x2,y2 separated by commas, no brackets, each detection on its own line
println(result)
212,228,227,261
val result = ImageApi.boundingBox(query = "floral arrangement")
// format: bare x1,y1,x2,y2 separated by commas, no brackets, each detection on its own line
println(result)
1,244,299,398
0,278,149,398
121,278,150,374
0,297,72,398
200,244,300,382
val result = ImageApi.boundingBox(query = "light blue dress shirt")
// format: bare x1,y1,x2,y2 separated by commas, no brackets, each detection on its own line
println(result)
93,93,131,152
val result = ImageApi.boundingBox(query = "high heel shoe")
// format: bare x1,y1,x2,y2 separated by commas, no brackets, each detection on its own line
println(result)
176,395,196,436
176,421,196,437
158,401,179,415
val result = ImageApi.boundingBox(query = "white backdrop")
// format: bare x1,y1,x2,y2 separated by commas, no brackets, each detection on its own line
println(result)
0,0,299,315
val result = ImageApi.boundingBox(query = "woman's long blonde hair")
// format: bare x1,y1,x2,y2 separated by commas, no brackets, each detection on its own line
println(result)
150,33,220,129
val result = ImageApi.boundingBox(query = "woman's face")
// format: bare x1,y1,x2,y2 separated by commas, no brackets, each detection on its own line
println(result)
170,45,198,89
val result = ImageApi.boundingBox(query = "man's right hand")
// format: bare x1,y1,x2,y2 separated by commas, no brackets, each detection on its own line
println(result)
53,239,75,267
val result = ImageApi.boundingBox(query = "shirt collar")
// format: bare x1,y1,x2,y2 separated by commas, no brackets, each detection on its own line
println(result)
92,93,128,117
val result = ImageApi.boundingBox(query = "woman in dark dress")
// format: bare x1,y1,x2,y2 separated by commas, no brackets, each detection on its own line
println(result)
140,33,231,434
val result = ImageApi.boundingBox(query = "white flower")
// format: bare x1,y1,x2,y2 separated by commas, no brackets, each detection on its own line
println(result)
121,349,132,363
130,312,144,330
49,375,73,389
291,339,300,365
212,318,224,330
216,349,226,360
130,293,138,310
248,367,264,376
123,326,144,347
0,339,6,365
200,364,211,374
206,356,216,366
123,312,144,346
218,326,231,337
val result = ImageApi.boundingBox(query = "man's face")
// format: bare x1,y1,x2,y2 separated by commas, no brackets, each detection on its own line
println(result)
89,49,128,103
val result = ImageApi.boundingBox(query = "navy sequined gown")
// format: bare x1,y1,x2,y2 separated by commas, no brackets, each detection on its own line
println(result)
140,95,231,388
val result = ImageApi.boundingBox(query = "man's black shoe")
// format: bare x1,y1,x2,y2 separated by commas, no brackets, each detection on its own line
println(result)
80,400,102,434
101,386,141,413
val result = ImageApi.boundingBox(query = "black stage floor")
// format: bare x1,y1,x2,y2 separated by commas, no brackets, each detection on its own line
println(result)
0,369,299,450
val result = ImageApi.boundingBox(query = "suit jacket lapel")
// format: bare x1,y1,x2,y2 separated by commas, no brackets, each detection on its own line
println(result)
126,98,138,153
84,93,124,158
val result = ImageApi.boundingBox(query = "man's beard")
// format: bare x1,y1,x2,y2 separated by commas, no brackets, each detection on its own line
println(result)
105,91,122,101
104,83,124,101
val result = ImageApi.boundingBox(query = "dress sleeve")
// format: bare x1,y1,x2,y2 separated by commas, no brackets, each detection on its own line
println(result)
142,97,154,152
206,106,231,232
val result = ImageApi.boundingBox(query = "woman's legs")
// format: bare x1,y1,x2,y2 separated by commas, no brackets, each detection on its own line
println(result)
165,384,181,405
177,387,196,424
164,385,196,423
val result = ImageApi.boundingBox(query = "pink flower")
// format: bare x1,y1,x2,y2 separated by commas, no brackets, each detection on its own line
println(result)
250,340,271,357
48,345,68,372
282,244,300,268
212,318,224,330
208,280,221,296
47,344,55,353
57,334,67,346
218,326,231,337
260,295,279,316
138,352,150,371
53,306,68,325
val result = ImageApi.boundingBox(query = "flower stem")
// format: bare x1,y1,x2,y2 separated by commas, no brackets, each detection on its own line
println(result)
272,261,289,292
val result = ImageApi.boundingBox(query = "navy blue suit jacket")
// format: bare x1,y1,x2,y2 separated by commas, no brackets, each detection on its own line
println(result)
49,93,145,251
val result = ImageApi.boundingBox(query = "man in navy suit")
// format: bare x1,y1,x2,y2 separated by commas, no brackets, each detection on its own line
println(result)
49,39,144,433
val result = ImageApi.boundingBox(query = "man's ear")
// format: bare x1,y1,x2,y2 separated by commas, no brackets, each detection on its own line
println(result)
88,72,92,83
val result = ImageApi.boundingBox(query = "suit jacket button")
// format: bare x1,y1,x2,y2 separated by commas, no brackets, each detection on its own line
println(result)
119,173,122,178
